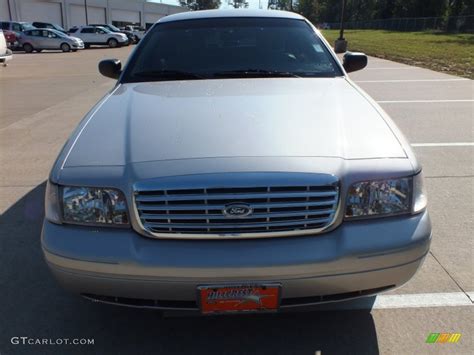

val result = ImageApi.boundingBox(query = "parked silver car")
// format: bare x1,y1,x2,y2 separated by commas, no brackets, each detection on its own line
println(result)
43,10,431,315
19,29,84,53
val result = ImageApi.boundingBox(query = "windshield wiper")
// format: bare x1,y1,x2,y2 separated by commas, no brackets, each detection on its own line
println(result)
132,70,205,81
213,69,301,78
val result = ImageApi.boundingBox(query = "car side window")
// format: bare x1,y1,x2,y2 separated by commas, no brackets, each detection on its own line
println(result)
30,30,41,37
12,23,21,32
81,28,94,33
95,28,105,34
69,28,78,33
43,31,56,38
0,22,9,30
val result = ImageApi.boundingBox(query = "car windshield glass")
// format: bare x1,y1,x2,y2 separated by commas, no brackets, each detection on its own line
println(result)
122,18,342,83
108,24,121,32
99,27,112,33
53,24,66,31
21,23,36,31
50,29,66,37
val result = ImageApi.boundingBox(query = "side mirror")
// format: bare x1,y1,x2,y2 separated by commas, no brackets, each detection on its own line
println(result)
99,59,122,79
343,52,368,73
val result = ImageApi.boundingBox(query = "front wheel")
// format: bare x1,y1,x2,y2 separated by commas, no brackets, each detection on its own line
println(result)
108,38,118,48
23,43,33,53
61,43,71,52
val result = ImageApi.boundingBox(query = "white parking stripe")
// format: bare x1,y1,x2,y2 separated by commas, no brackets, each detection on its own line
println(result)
372,292,473,309
357,79,469,83
412,143,474,147
378,99,474,103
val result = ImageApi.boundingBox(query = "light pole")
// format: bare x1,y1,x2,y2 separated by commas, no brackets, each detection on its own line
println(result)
338,0,346,40
84,0,89,25
334,0,348,53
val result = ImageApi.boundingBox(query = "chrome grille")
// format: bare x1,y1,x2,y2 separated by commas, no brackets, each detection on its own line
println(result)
134,184,339,239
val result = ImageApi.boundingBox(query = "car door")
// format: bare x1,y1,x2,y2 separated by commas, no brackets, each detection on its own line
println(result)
79,27,94,43
44,30,61,49
94,27,107,44
23,29,39,48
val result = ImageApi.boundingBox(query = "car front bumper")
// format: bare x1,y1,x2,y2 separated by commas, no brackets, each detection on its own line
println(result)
72,43,84,49
42,210,431,311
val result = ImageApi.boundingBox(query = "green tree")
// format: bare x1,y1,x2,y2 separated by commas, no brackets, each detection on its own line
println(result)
179,0,221,10
296,0,321,23
230,0,249,8
268,0,292,10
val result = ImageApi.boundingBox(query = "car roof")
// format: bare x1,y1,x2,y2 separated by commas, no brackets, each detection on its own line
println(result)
159,9,305,24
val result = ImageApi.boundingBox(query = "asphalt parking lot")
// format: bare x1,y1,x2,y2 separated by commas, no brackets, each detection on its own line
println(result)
0,47,472,355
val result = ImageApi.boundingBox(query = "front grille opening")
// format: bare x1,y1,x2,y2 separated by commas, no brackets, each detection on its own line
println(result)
167,189,205,195
168,200,206,205
207,187,268,194
281,285,395,306
83,285,394,310
82,294,199,309
135,184,339,237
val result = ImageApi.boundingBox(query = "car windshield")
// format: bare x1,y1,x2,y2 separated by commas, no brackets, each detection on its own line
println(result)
21,23,36,31
98,27,112,33
122,17,343,83
53,24,66,31
50,29,66,37
108,24,121,32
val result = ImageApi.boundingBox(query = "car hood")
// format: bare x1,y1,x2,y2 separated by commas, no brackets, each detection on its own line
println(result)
62,78,407,168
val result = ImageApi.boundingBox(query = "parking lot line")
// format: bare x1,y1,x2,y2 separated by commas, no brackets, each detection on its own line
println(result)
412,143,474,147
356,79,470,83
378,99,474,103
372,292,473,309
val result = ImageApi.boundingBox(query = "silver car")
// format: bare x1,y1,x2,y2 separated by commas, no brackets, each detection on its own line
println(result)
42,10,431,315
19,28,84,53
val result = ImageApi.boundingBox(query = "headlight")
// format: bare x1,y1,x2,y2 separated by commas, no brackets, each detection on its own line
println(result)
345,173,427,219
63,186,129,225
45,182,129,226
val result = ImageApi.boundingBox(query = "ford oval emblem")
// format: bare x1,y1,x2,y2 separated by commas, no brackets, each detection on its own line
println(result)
223,203,253,218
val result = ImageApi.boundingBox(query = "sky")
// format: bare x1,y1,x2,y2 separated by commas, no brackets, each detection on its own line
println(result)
149,0,270,10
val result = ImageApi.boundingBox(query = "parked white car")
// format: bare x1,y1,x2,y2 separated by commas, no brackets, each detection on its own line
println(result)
68,26,128,48
0,30,12,66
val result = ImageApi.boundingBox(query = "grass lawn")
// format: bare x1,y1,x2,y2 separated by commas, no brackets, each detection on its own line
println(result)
321,30,474,79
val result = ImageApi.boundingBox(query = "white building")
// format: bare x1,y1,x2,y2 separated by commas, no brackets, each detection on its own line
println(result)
0,0,187,30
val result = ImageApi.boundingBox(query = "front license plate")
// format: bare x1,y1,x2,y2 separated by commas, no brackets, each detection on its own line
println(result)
198,284,281,315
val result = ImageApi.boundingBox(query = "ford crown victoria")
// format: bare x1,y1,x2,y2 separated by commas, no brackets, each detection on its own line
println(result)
42,10,431,315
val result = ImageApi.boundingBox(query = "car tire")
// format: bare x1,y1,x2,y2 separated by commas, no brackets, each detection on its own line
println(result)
108,38,118,48
23,43,33,53
61,43,71,52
